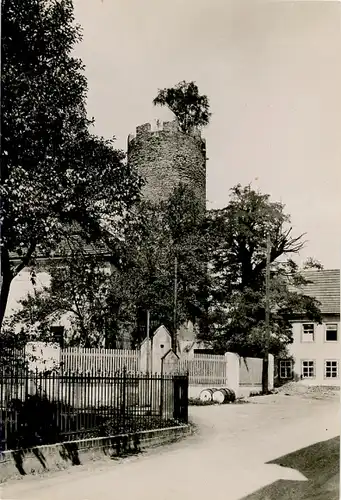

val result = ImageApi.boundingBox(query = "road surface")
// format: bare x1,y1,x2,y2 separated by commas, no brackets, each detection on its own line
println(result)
1,393,339,500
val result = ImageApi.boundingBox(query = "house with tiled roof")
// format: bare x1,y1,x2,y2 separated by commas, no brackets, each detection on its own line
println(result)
279,269,340,386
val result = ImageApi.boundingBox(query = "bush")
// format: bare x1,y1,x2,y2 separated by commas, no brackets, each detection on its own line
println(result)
6,395,61,450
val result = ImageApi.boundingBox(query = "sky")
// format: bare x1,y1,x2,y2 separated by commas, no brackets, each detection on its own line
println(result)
72,0,341,269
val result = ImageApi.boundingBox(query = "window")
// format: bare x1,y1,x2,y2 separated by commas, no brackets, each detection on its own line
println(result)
301,360,315,378
325,361,339,379
325,324,338,342
301,324,315,342
279,360,293,379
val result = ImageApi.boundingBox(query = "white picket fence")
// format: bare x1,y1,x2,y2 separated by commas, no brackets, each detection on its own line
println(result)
60,348,228,385
178,354,227,385
61,348,139,374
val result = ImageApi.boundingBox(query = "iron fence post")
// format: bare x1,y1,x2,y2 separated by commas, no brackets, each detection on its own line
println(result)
160,367,164,419
121,367,127,432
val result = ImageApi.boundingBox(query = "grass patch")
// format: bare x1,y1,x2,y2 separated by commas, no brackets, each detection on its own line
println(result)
188,398,217,406
249,391,263,397
188,397,249,406
92,414,181,438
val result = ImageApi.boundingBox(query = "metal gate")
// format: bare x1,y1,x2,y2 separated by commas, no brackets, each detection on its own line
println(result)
173,375,189,422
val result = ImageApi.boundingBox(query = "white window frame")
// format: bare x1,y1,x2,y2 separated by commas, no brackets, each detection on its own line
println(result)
325,324,338,343
301,323,315,343
279,360,293,379
324,360,339,379
301,360,315,379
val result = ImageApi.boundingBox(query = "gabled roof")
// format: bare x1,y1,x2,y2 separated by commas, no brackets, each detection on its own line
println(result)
299,269,340,315
9,224,111,263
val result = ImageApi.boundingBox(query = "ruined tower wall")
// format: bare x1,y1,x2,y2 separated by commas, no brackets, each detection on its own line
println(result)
127,120,206,206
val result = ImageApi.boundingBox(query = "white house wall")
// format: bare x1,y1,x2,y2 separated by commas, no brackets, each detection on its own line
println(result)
5,270,73,333
288,318,340,386
5,270,51,318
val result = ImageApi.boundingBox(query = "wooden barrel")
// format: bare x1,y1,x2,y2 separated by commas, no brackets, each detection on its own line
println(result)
212,388,236,404
199,388,216,402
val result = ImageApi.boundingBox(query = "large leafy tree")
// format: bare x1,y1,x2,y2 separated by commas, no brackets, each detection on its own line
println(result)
1,0,141,328
199,185,322,357
122,183,208,344
153,81,211,133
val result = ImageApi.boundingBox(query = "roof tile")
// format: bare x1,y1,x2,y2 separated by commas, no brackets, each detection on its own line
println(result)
299,269,340,315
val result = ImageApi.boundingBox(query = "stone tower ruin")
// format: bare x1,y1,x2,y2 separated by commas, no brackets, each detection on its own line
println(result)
127,120,207,207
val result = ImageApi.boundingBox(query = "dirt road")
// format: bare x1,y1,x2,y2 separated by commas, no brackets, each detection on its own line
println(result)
1,394,339,500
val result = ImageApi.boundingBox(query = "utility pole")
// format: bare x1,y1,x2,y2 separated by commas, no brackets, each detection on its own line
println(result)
146,310,151,374
173,256,178,354
262,233,271,394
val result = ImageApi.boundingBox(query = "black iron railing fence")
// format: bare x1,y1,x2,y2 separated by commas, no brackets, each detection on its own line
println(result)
0,368,188,452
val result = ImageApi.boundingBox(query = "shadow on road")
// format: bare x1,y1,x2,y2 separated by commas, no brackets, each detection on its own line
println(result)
241,436,340,500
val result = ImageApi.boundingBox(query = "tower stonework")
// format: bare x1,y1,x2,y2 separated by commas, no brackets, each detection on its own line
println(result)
127,120,206,206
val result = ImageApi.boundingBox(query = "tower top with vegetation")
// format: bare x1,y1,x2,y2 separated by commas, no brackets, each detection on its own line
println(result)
127,81,210,206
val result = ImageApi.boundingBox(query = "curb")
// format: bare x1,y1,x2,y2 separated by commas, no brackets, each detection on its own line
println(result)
0,424,192,483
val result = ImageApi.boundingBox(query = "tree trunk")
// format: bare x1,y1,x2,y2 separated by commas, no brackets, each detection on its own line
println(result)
0,276,12,330
262,234,272,394
0,240,37,331
0,248,13,330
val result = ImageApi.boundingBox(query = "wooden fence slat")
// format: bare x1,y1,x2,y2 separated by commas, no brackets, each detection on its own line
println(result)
177,355,227,385
61,348,140,374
